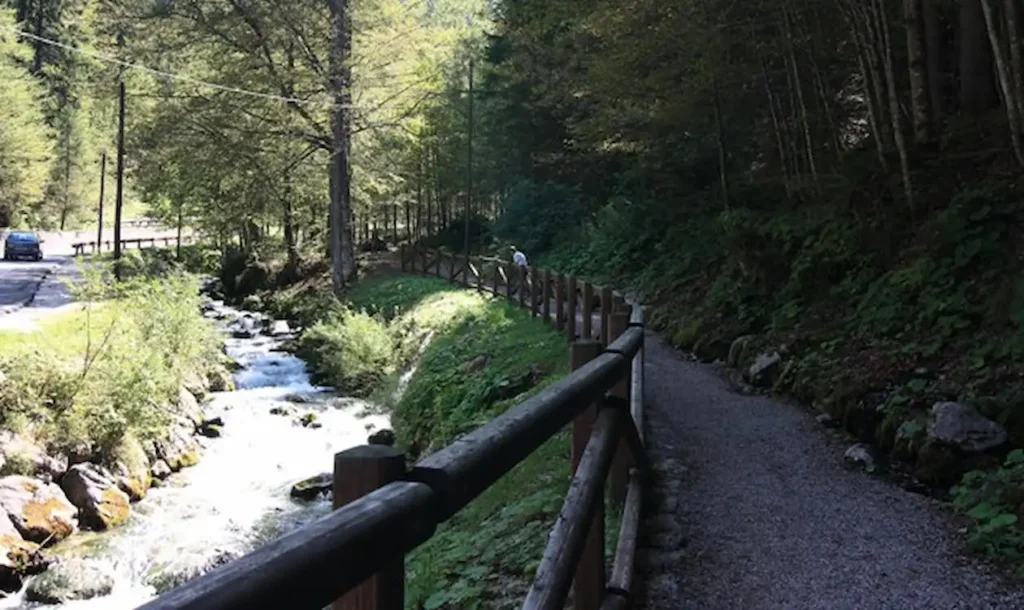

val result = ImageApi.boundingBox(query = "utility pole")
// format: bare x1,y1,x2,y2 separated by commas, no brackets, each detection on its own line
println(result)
114,81,126,279
464,58,473,268
96,150,106,251
176,201,184,261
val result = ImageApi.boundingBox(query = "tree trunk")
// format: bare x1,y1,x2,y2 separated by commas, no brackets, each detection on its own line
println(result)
961,0,999,112
283,179,298,270
857,0,895,148
784,8,819,188
906,0,933,143
712,76,730,211
839,0,889,167
875,0,915,208
980,0,1024,165
782,50,804,181
761,58,792,196
923,0,944,119
328,0,355,294
1006,0,1024,118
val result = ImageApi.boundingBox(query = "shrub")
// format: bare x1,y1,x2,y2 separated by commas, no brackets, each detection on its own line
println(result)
297,308,394,396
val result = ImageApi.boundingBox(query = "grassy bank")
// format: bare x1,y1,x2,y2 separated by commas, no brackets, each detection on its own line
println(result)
265,272,618,607
0,264,223,465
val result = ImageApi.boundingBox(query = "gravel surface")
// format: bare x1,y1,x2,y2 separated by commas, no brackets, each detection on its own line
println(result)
636,331,1024,610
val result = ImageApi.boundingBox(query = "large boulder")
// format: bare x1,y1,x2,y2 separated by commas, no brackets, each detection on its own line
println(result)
60,464,130,531
745,351,782,387
182,371,210,403
269,320,291,337
290,473,332,501
927,402,1008,453
24,558,114,604
176,386,205,427
368,429,396,447
108,437,152,502
155,427,201,472
843,443,878,473
0,476,78,544
0,511,43,593
726,335,754,369
0,432,67,481
207,366,235,393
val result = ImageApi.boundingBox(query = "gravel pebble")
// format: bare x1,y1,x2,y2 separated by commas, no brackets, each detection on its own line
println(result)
637,332,1024,610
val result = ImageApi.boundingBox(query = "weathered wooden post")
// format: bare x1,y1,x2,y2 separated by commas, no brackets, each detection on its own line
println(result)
421,247,428,275
582,283,593,340
518,267,527,309
608,312,632,505
570,339,604,610
530,267,539,317
461,258,470,288
332,445,407,610
566,276,577,342
542,269,552,324
600,287,613,345
435,251,442,277
555,274,565,332
492,265,500,294
506,264,514,299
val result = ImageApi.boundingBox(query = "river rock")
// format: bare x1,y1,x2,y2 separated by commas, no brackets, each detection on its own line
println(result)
61,464,130,531
176,387,205,427
270,404,297,417
109,437,151,502
295,412,321,429
927,401,1007,453
207,366,235,393
290,473,332,501
269,320,291,336
155,427,200,472
0,476,78,545
25,558,114,604
368,429,396,447
150,460,172,480
0,431,67,480
0,511,43,593
843,443,878,473
746,351,781,387
182,371,210,403
146,549,237,595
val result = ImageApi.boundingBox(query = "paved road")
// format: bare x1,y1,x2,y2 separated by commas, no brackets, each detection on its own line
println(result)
0,223,182,316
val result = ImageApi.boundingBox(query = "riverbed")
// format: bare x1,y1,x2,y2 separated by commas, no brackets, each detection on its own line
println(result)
0,299,390,608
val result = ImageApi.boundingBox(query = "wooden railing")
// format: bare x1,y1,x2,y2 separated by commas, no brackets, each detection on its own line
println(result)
139,244,647,610
71,234,193,256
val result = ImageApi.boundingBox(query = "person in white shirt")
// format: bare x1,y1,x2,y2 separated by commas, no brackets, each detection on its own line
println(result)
511,246,528,295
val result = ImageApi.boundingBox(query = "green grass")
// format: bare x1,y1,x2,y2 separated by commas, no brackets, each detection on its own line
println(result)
0,265,223,459
288,273,608,608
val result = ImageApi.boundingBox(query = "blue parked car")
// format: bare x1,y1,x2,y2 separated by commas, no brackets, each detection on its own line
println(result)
3,231,43,261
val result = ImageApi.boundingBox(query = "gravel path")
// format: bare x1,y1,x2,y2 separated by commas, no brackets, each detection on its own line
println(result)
636,331,1024,610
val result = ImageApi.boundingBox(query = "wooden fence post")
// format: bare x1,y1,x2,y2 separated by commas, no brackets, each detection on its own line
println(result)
582,283,593,340
570,339,604,610
530,267,539,317
555,274,565,332
566,276,577,342
421,247,428,275
542,270,552,324
435,252,442,277
492,265,499,295
518,267,527,309
461,258,470,288
608,312,632,506
506,265,514,299
332,445,407,610
600,287,613,345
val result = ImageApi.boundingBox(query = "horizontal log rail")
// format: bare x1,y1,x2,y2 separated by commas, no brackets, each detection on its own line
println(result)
71,234,194,256
141,244,647,610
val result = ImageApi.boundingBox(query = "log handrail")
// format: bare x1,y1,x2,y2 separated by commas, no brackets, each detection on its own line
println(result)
144,244,647,610
71,233,194,256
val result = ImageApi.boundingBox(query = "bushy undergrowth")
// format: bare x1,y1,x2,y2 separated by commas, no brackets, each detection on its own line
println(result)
0,264,221,458
532,169,1024,570
298,308,393,396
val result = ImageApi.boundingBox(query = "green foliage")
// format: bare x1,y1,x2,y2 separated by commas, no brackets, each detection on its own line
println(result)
952,450,1024,572
0,264,222,456
298,308,394,397
493,180,584,254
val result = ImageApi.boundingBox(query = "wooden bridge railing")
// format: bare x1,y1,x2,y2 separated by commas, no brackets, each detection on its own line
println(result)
139,244,647,610
71,234,193,256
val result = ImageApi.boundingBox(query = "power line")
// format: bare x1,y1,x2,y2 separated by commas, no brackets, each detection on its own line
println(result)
0,24,439,109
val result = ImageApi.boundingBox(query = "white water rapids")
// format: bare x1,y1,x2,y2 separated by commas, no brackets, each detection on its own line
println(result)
0,300,390,609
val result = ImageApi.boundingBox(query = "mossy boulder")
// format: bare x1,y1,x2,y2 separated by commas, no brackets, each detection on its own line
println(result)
108,436,151,502
0,476,78,545
60,464,130,531
25,558,113,604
